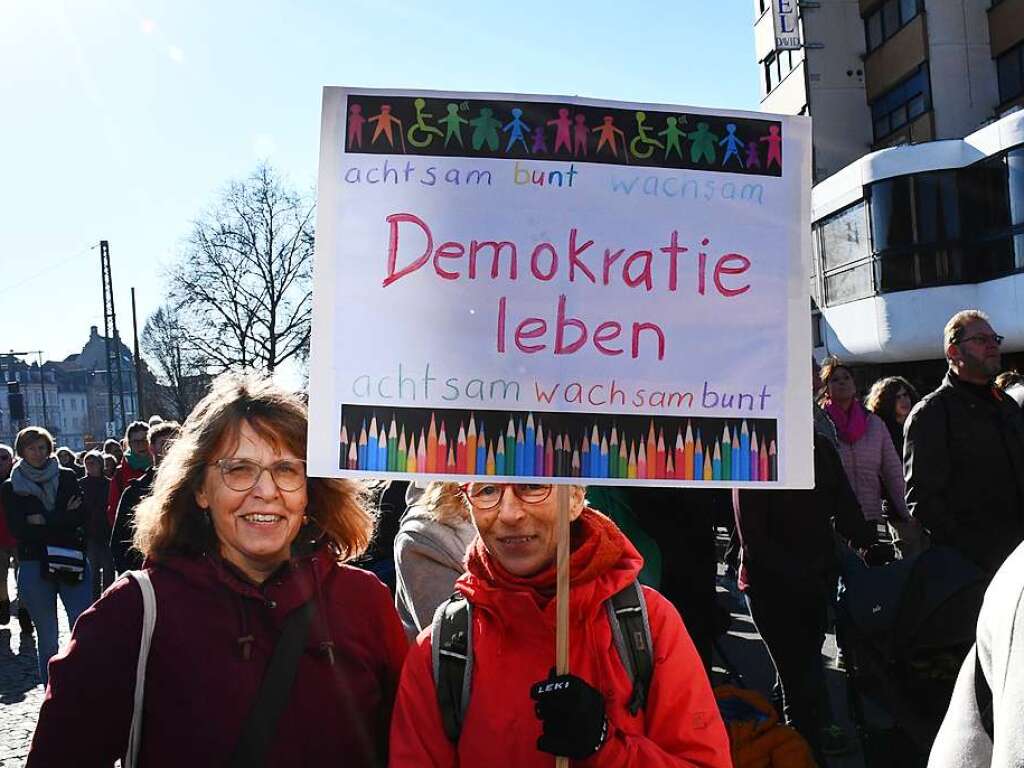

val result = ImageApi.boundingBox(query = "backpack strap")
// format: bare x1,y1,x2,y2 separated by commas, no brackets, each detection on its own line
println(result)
973,644,994,740
606,579,654,716
432,594,473,742
125,570,156,768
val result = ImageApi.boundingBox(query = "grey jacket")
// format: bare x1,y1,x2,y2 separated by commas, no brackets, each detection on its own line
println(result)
929,541,1024,768
393,504,477,640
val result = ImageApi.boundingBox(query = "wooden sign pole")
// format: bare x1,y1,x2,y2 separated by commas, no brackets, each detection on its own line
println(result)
554,484,571,768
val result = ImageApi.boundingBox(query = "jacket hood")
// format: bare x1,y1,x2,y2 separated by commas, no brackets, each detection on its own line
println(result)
155,543,341,662
455,507,642,623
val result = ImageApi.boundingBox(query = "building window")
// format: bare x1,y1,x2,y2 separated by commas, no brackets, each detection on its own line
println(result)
997,43,1024,106
865,0,921,52
870,64,931,142
814,201,873,305
825,262,874,304
763,49,799,94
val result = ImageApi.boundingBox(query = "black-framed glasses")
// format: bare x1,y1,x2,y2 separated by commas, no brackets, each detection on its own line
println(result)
214,458,308,492
463,483,553,510
958,333,1004,347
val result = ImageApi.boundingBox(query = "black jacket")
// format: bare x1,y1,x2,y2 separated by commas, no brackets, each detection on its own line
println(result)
109,467,153,574
735,433,875,595
1,467,87,562
78,474,110,545
904,371,1024,574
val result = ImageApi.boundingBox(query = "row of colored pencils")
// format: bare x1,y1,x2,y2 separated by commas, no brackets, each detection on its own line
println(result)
340,413,778,481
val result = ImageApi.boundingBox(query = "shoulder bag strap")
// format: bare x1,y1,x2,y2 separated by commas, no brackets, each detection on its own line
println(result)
228,598,316,768
125,570,157,768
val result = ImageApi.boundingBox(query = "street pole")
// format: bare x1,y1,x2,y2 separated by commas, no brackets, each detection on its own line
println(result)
131,287,144,420
37,351,48,431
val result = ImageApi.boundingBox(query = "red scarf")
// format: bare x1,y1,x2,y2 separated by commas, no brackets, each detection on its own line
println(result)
465,508,625,604
824,398,868,444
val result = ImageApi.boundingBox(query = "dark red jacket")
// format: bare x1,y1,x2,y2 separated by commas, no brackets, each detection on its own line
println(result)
0,494,14,550
389,509,731,767
105,460,146,528
28,545,408,767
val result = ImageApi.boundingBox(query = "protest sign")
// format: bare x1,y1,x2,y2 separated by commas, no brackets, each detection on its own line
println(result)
309,87,813,487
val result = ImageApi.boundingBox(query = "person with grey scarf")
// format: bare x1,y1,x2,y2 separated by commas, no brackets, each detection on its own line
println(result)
1,427,91,685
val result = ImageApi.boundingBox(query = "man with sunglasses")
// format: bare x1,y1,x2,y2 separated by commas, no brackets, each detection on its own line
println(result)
904,310,1024,576
390,481,731,767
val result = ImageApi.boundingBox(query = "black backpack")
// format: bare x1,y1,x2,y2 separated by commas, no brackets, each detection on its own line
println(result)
431,580,654,741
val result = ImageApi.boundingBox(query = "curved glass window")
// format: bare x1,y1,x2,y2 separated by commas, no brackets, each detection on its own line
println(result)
816,145,1024,307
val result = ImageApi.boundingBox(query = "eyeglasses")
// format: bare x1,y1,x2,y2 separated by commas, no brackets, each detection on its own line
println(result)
214,458,308,492
463,483,553,510
958,333,1004,347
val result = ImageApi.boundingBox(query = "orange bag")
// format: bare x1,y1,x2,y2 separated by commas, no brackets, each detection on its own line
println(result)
714,685,818,768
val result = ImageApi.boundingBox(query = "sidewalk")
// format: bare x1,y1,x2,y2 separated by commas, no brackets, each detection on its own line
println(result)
0,569,58,768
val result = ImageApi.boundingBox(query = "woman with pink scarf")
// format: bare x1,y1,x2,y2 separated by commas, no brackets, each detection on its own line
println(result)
818,357,921,550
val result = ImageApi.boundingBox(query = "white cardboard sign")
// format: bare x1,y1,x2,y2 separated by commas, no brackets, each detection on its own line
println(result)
308,87,813,487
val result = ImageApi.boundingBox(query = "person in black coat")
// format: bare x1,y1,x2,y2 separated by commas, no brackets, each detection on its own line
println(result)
735,423,876,764
79,451,112,598
109,421,180,574
904,310,1024,576
1,427,91,685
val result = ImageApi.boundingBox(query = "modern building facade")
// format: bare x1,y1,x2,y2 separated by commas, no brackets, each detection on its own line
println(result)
756,0,1024,387
755,0,1023,183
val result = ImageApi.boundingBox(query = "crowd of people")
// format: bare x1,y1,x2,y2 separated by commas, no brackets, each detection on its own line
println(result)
0,416,182,684
0,307,1021,766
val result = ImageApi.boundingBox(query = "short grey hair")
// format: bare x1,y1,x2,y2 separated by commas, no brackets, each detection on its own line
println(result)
944,309,991,353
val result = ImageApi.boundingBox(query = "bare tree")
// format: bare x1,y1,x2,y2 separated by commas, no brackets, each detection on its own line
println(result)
141,306,210,421
169,163,314,373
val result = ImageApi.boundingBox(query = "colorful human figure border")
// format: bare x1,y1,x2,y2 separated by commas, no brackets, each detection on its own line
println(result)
342,95,784,176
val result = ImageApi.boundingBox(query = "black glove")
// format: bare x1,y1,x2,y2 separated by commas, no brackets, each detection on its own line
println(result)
530,670,608,759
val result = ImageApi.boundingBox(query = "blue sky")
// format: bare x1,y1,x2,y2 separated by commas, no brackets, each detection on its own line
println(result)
0,0,759,368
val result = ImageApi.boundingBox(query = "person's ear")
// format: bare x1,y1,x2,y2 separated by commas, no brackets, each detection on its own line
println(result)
194,483,209,510
947,343,961,366
568,486,586,521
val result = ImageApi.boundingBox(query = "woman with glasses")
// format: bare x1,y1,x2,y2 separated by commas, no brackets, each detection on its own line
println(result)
390,481,731,767
28,373,408,767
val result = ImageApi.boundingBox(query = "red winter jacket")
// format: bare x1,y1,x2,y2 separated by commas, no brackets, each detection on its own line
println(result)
389,508,731,767
28,545,408,767
106,459,146,528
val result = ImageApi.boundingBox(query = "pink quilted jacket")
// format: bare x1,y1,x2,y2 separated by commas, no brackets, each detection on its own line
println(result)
834,411,911,523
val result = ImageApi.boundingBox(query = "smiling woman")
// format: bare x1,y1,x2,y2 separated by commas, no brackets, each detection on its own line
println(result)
389,482,733,767
27,373,409,768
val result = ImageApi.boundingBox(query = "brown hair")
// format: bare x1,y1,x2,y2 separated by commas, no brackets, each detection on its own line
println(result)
133,372,372,563
817,355,855,404
415,482,471,525
996,370,1024,391
148,420,181,445
944,309,991,354
865,376,920,424
14,426,54,458
124,420,150,442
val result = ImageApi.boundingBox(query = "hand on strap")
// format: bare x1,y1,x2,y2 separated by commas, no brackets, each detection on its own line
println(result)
530,669,608,759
